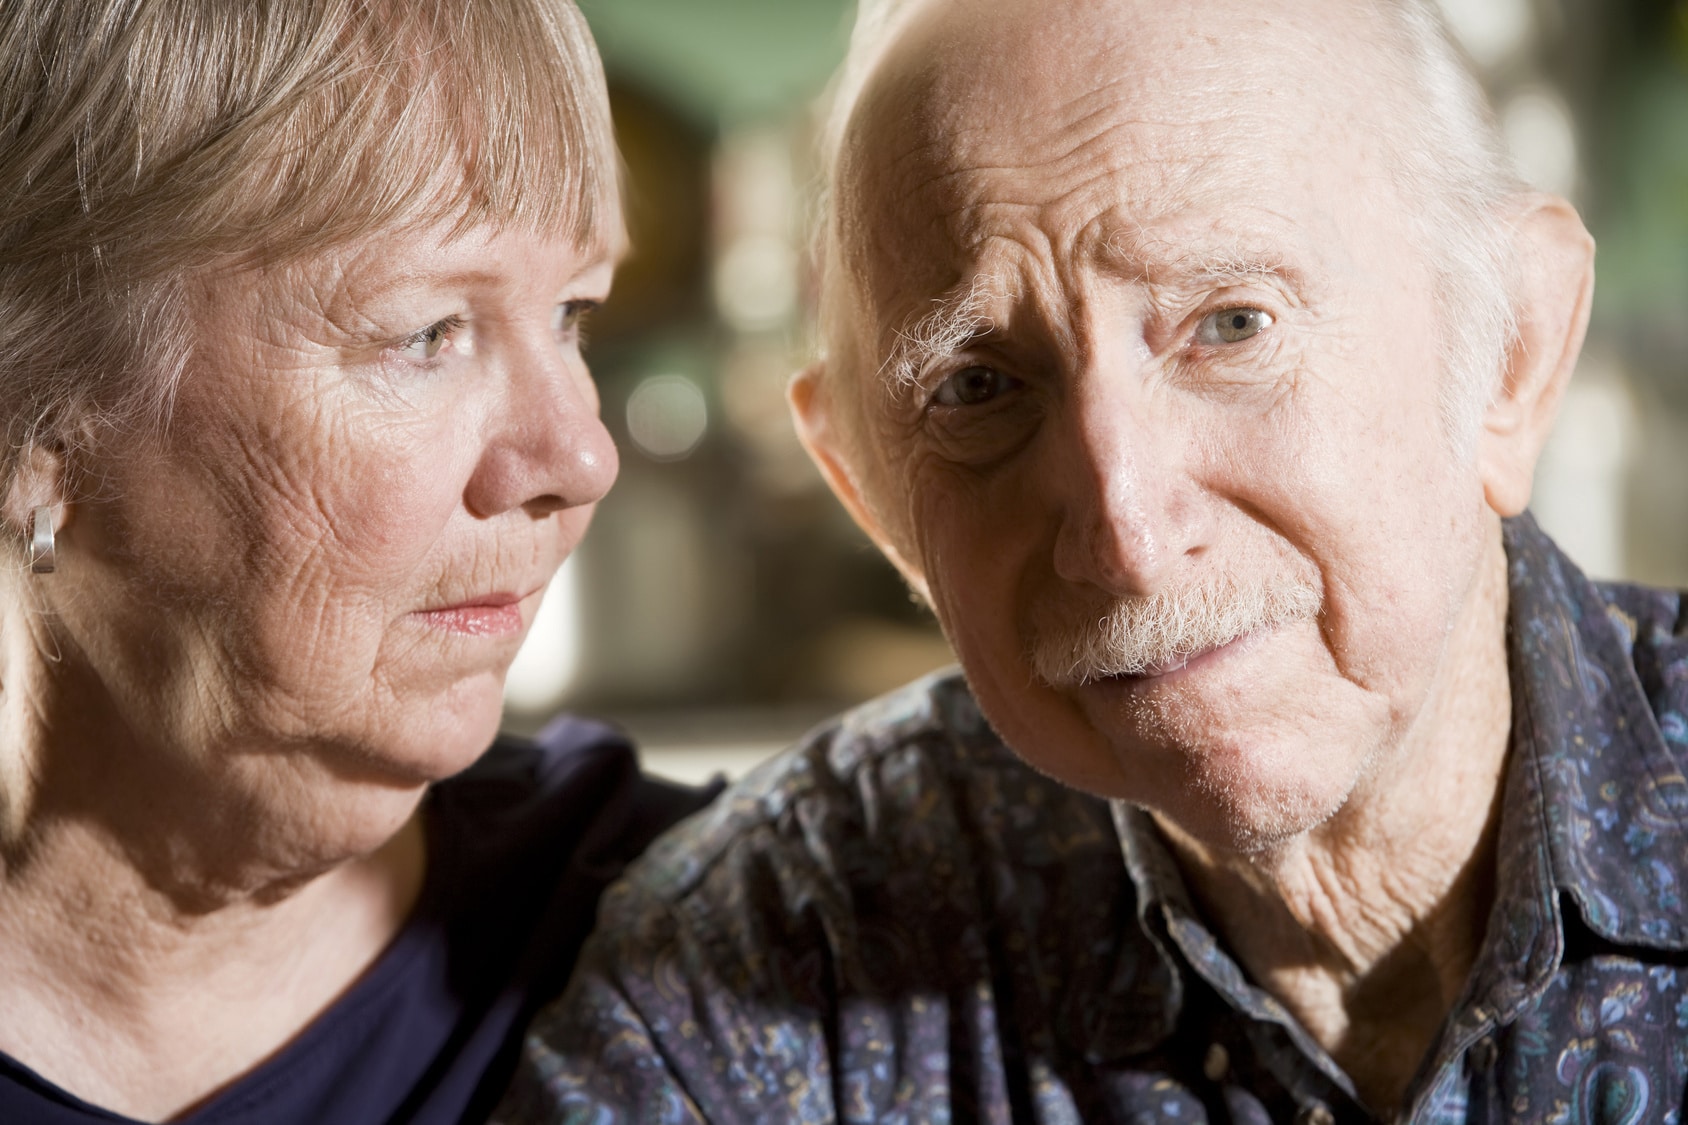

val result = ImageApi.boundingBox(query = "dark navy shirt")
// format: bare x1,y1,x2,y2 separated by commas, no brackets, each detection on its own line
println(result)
502,517,1688,1124
0,717,717,1125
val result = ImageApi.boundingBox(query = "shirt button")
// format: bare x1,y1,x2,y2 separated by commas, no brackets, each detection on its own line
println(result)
1295,1102,1335,1125
1469,1035,1499,1073
1202,1042,1230,1082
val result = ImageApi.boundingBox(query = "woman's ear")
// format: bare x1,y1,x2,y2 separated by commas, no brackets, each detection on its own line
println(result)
1478,195,1596,517
2,443,70,540
788,362,931,602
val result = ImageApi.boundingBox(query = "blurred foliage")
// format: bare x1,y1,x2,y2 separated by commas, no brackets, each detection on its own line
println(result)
577,0,852,127
1587,0,1688,409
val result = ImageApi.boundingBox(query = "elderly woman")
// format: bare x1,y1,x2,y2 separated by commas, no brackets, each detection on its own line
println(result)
0,2,710,1122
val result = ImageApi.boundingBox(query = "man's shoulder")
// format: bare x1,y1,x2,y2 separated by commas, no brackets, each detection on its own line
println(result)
1590,577,1688,736
498,675,1152,1124
603,667,1120,936
1524,571,1688,948
615,666,1115,893
1508,518,1688,758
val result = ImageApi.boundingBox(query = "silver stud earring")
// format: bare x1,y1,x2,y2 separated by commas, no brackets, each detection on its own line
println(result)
29,506,55,574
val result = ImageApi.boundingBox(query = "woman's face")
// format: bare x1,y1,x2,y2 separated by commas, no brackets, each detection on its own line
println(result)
57,216,619,804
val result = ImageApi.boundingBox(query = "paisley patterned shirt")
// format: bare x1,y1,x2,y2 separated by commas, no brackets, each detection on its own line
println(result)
498,517,1688,1124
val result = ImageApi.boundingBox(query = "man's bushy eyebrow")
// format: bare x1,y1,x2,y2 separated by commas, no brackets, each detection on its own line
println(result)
879,273,1019,391
873,233,1308,394
1100,225,1305,289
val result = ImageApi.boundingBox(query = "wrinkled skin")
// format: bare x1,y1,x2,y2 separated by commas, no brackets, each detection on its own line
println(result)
0,216,619,1118
793,0,1592,1105
803,0,1579,856
41,220,618,878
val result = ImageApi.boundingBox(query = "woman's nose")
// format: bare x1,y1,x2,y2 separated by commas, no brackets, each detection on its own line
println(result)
463,349,619,519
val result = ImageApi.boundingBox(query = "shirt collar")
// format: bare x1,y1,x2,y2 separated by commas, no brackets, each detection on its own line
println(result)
1497,513,1688,951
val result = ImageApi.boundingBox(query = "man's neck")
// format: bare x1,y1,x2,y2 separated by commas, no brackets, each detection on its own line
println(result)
1155,531,1514,1112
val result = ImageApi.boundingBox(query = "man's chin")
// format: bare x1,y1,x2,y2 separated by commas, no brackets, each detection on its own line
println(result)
1150,784,1346,858
1002,721,1361,853
1019,702,1363,853
975,648,1373,847
1140,734,1368,857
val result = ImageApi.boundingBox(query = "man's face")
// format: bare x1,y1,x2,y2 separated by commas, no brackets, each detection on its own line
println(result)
827,0,1503,849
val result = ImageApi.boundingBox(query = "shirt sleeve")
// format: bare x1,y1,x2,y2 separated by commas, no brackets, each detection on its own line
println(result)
490,674,1101,1125
492,847,851,1125
495,923,713,1124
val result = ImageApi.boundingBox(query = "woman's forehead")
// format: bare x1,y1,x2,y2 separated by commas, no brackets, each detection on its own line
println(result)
196,216,620,325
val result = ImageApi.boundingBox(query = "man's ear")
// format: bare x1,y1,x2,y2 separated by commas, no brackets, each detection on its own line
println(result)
788,362,931,600
1478,195,1595,517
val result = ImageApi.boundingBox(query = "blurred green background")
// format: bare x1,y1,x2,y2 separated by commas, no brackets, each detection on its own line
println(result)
503,0,1688,779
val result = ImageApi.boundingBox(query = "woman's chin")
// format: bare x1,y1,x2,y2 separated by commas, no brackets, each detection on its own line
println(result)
312,674,509,790
387,676,509,781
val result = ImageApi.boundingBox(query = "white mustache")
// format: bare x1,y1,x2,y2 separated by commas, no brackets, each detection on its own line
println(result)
1029,574,1322,687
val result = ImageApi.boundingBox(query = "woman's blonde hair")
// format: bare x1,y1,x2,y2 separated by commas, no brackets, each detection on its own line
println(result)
0,0,618,500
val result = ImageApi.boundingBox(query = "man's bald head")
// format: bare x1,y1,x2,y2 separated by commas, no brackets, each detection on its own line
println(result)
813,0,1527,462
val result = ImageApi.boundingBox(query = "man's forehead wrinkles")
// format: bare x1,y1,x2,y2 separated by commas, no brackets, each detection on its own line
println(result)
872,126,1256,267
864,160,1181,295
845,8,1369,398
917,114,1206,193
938,75,1143,158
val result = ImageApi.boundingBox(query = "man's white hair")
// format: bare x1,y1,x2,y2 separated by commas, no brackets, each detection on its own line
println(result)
817,0,1530,444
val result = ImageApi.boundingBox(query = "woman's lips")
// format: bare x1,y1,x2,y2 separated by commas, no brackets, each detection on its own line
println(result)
411,591,531,637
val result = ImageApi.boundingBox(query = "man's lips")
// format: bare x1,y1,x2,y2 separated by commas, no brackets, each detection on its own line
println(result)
1087,629,1265,688
411,588,540,637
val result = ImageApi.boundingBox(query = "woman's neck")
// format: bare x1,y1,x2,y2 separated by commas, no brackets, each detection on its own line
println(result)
0,807,426,1121
0,616,429,1120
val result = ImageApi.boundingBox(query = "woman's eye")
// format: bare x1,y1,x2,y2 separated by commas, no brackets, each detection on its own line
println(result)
933,365,1019,407
1199,307,1273,345
395,316,464,361
553,299,600,339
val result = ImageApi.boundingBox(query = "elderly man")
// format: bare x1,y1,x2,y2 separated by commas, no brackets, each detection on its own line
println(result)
501,0,1687,1122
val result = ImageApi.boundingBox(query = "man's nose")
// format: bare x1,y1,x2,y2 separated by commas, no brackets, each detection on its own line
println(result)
1048,371,1212,598
464,343,619,520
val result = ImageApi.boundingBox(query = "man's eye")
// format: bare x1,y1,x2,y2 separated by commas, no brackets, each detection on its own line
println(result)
1200,307,1273,345
933,365,1019,407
